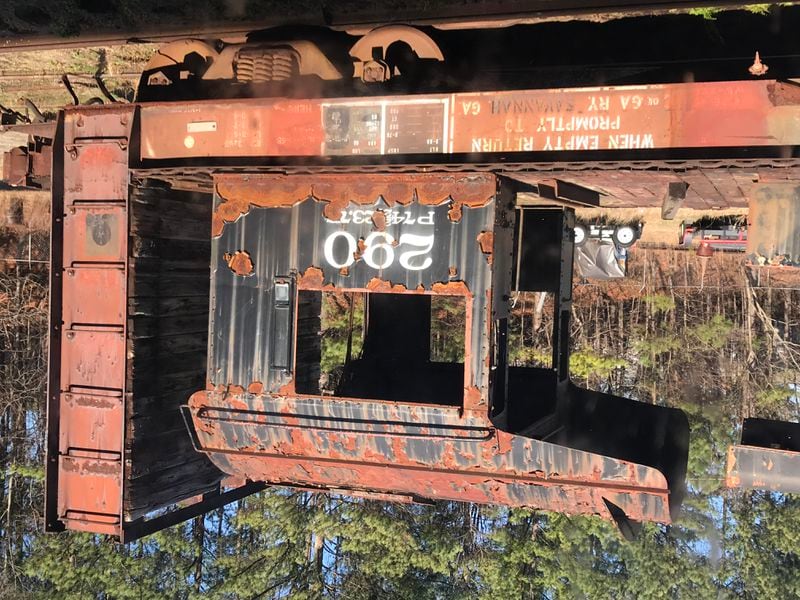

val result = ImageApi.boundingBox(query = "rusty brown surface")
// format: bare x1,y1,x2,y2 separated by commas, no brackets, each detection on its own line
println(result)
187,391,672,523
247,381,264,394
726,444,800,493
766,81,800,107
747,183,800,264
297,266,326,289
223,250,255,276
371,209,387,231
2,147,29,186
476,231,494,264
140,80,800,161
213,173,496,237
50,105,135,538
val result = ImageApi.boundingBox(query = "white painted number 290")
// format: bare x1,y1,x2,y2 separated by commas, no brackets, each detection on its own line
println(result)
323,231,434,271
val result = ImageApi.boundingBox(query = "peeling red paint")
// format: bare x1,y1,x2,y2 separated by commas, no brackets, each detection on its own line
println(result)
247,381,264,394
227,394,249,412
448,202,463,222
188,387,672,525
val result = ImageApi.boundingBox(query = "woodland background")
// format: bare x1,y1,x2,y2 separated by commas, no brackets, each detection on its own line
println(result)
1,200,798,598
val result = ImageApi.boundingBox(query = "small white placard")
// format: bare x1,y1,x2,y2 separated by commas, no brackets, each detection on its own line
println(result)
187,121,217,133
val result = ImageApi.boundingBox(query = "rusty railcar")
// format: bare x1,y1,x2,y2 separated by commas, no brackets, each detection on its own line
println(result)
8,24,800,541
727,419,800,494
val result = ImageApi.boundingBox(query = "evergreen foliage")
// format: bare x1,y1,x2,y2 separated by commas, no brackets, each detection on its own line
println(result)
3,254,800,597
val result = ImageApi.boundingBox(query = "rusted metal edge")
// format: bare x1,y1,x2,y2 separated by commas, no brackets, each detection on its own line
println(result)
182,421,672,523
129,157,800,188
44,112,66,533
212,172,496,237
0,121,57,138
120,481,267,543
185,391,671,493
726,444,800,493
196,444,671,497
136,79,800,162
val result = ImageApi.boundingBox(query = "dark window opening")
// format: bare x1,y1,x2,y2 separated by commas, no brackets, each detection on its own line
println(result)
497,208,572,433
295,290,466,406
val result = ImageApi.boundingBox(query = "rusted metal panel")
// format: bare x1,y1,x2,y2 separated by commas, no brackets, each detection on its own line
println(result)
747,183,800,264
0,137,51,189
1,146,29,186
49,105,135,538
62,268,126,325
208,173,495,405
57,455,122,531
726,445,800,493
63,203,127,264
213,172,497,236
186,172,677,524
187,393,671,522
59,390,124,455
63,142,129,202
140,80,800,160
60,330,126,389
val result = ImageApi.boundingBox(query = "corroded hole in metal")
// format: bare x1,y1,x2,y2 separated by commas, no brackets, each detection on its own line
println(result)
223,250,255,277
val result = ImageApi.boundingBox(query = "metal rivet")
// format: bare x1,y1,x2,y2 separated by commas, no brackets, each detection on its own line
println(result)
66,332,75,340
67,269,75,277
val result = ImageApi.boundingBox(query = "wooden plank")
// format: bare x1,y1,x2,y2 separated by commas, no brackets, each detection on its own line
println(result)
127,429,201,478
127,371,205,398
128,257,211,274
127,387,201,418
131,194,212,219
128,272,209,298
127,410,188,439
127,353,206,384
130,236,211,261
125,457,223,521
128,314,208,338
129,332,207,358
130,213,212,242
129,295,210,317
